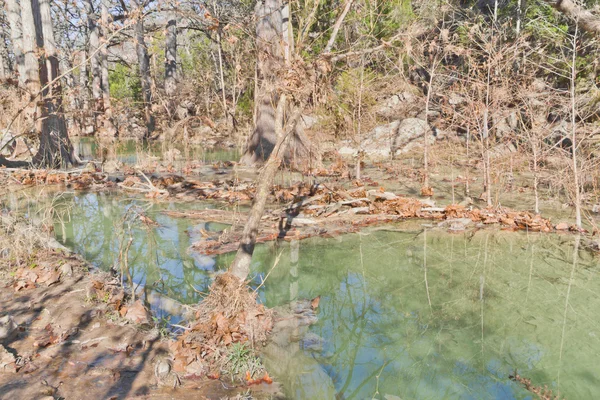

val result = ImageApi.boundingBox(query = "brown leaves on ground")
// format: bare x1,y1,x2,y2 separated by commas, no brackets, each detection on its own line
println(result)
33,324,79,348
509,371,563,400
443,204,553,232
9,170,108,188
12,263,63,292
170,273,273,379
86,280,147,325
122,300,152,325
420,186,434,197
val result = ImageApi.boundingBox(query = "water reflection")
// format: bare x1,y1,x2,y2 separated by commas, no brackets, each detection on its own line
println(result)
224,229,600,399
4,189,599,399
5,191,224,322
72,137,240,165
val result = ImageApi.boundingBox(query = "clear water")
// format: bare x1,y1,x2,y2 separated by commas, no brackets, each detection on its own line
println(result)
220,229,600,399
72,137,240,165
5,190,599,399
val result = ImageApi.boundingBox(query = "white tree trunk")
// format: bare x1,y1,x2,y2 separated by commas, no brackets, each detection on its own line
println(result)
5,0,25,85
84,0,102,108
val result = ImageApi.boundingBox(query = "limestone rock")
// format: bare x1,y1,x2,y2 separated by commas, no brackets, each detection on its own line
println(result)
0,315,17,341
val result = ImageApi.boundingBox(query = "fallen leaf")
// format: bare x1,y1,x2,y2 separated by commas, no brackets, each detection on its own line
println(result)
311,296,320,310
124,300,151,325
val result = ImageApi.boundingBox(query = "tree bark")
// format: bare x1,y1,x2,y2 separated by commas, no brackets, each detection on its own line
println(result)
240,0,315,169
84,0,102,110
5,0,25,86
131,0,154,138
101,0,115,135
19,0,75,168
230,94,303,281
551,0,600,34
164,12,177,98
0,28,9,80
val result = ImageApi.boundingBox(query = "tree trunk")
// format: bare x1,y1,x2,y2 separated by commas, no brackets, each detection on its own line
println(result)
20,0,41,131
84,0,102,111
21,0,75,168
101,0,115,135
230,94,303,281
0,29,9,80
164,12,177,98
240,0,316,169
80,47,90,112
550,0,600,34
131,0,154,138
5,0,25,86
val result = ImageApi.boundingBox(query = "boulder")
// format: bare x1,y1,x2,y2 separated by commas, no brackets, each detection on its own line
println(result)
0,315,17,341
340,118,435,159
376,91,415,119
298,114,319,131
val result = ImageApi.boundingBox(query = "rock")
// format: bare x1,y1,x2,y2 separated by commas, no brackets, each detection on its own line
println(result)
299,115,319,130
421,198,436,207
0,315,17,341
0,345,17,373
366,190,398,201
555,222,569,231
448,93,466,105
60,263,73,277
338,118,437,159
103,160,121,174
338,146,357,156
438,218,473,231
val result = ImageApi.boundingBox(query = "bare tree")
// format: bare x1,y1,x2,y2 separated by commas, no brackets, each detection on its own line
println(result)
130,0,154,138
4,0,25,85
164,9,177,99
17,0,75,167
84,0,102,110
240,0,313,168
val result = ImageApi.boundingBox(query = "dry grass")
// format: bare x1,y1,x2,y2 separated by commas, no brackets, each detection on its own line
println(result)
195,273,272,345
0,212,51,272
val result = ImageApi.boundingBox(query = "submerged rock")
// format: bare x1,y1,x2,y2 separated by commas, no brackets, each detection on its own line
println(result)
300,332,326,352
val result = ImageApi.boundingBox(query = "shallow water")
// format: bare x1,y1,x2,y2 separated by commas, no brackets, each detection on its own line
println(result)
72,137,240,165
5,190,600,399
222,229,600,399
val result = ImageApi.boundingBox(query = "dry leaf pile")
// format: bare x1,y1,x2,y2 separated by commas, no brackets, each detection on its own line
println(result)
170,273,273,381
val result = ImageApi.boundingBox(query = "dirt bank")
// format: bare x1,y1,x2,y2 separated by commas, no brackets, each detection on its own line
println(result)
0,240,279,399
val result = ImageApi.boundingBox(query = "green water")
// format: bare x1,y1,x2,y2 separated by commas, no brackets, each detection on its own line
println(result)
5,191,600,399
72,137,240,165
223,230,600,399
5,191,230,322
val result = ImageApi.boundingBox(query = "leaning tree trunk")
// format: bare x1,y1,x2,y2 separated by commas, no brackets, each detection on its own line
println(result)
24,0,75,168
5,0,25,86
230,95,303,281
131,0,154,138
240,0,315,169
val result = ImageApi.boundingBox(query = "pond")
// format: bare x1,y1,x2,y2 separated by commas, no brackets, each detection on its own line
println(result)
4,190,599,399
71,137,240,165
